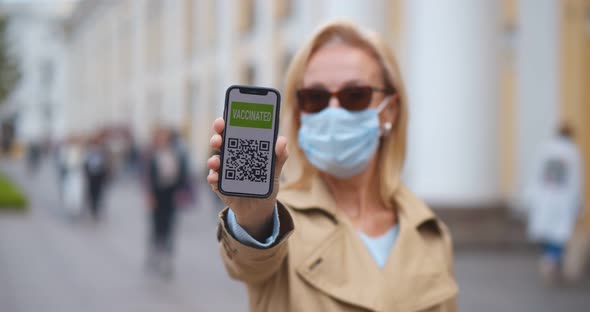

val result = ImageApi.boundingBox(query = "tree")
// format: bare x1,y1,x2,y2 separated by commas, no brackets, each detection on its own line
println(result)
0,14,20,106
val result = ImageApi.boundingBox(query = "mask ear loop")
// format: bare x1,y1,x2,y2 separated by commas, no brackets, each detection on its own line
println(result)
375,95,392,113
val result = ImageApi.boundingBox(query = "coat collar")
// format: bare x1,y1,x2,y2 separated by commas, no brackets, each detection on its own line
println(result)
279,174,438,229
281,175,457,311
293,215,458,311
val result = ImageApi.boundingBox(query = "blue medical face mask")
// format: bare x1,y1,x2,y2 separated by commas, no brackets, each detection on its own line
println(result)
298,97,391,178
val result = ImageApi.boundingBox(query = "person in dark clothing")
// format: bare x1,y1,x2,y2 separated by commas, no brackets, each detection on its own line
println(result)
26,141,43,175
145,127,187,278
84,132,110,221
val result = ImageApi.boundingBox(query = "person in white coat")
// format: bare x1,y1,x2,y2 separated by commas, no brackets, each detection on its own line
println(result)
59,136,86,218
526,124,583,283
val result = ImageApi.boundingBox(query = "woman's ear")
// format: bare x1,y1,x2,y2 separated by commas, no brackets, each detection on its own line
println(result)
380,94,399,127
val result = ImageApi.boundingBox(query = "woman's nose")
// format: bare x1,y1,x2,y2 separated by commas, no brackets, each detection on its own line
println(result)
328,96,340,108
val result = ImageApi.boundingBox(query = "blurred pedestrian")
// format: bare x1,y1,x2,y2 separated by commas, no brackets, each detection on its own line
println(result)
84,131,111,221
145,127,187,279
526,124,583,284
207,21,457,311
59,135,86,218
1,123,14,155
26,140,42,175
126,137,141,176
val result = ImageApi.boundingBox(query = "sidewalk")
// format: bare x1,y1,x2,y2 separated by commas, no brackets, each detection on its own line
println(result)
1,158,589,311
0,158,247,312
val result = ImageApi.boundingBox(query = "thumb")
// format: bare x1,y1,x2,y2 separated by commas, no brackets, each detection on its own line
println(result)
274,136,289,175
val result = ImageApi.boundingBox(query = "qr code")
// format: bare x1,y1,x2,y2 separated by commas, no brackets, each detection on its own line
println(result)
225,138,271,183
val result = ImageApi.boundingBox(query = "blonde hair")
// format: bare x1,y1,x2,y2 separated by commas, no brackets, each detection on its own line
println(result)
281,20,409,208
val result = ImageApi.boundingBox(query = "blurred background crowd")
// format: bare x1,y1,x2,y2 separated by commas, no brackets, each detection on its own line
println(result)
0,0,589,311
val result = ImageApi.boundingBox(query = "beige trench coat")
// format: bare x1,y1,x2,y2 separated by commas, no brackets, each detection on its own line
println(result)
217,177,458,311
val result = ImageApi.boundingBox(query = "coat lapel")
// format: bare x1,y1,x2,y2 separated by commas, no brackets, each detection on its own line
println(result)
295,225,385,311
381,187,458,311
281,178,458,311
282,177,384,310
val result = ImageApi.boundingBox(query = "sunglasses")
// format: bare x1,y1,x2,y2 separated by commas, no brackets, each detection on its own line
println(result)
296,85,395,113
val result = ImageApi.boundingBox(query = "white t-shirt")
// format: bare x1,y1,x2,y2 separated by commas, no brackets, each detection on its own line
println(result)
156,148,179,188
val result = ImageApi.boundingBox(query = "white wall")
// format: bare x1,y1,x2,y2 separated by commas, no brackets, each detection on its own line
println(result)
403,0,502,207
5,13,67,143
515,0,560,200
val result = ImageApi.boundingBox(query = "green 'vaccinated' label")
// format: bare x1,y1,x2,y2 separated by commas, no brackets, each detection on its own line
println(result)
229,102,274,129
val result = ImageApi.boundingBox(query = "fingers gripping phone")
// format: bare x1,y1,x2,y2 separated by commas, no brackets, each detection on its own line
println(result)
218,85,281,198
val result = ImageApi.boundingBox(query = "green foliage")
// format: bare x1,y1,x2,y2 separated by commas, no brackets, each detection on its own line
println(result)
0,15,21,105
0,173,28,210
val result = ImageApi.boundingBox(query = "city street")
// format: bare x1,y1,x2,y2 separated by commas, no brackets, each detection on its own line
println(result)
1,159,589,312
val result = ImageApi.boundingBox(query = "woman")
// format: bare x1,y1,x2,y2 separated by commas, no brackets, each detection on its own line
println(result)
207,21,458,311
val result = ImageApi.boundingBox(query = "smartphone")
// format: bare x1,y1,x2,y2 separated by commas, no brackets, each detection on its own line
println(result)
218,85,281,198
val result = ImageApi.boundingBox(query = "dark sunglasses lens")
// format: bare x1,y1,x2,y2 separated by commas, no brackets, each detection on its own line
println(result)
298,89,331,113
338,87,373,111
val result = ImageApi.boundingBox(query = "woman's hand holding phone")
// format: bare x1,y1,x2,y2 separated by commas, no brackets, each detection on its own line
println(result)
207,117,289,241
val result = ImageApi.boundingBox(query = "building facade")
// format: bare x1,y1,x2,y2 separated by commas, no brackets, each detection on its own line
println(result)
3,0,589,222
0,3,70,146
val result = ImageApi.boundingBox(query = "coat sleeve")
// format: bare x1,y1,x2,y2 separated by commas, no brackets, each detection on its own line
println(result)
217,201,295,285
436,297,457,312
226,205,281,248
436,220,458,312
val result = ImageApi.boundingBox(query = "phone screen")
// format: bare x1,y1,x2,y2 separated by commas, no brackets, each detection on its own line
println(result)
219,86,280,197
